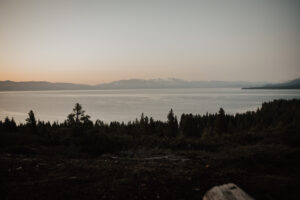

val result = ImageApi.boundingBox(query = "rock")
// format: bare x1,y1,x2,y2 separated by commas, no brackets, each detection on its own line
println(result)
203,183,254,200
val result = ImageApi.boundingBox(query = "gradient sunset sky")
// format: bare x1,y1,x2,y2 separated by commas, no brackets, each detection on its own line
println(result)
0,0,299,84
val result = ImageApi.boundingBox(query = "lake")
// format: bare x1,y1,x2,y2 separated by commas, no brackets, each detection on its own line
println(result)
0,88,299,123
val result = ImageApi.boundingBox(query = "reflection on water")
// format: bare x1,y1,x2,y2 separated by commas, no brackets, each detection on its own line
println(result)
0,88,299,123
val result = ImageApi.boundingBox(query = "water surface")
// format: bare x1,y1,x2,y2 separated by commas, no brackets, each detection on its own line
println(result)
0,88,299,123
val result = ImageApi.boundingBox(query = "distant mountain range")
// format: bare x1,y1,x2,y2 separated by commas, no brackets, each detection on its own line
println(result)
0,81,93,91
96,78,269,89
243,78,300,89
0,78,297,91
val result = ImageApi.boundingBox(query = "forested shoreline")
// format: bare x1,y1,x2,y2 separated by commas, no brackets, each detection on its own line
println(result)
1,99,299,155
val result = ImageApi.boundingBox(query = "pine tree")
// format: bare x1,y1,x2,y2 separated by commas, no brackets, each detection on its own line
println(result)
66,103,92,126
167,109,179,137
26,110,37,129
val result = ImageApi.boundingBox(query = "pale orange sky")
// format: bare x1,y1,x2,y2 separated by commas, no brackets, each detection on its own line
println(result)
1,0,300,84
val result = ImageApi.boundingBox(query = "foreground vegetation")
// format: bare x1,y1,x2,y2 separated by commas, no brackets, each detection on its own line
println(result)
1,99,300,200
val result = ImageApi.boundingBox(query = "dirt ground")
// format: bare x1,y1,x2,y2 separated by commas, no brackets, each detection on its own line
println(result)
1,149,299,200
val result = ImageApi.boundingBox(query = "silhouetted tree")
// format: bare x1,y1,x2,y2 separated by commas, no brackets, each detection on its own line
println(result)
74,103,85,123
95,119,104,128
149,117,155,134
66,103,92,126
3,117,17,132
180,114,199,137
167,109,179,137
214,108,226,134
81,114,93,127
26,110,37,130
66,113,76,126
139,113,150,135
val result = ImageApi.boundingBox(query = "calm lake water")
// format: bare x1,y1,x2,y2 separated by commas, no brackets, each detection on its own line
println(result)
0,88,299,123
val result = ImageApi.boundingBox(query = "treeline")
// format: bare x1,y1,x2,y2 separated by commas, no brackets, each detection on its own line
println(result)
0,99,299,155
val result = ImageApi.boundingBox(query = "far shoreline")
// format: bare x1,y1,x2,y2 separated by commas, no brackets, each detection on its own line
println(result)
243,87,300,90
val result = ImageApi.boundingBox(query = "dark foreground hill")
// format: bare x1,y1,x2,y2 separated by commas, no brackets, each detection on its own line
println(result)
0,99,300,200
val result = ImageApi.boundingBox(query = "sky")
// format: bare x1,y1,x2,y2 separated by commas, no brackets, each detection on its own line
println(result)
0,0,299,84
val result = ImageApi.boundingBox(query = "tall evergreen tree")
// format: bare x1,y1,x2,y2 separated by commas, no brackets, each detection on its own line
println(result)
167,109,179,137
214,108,226,134
26,110,37,129
73,103,85,123
66,103,92,127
